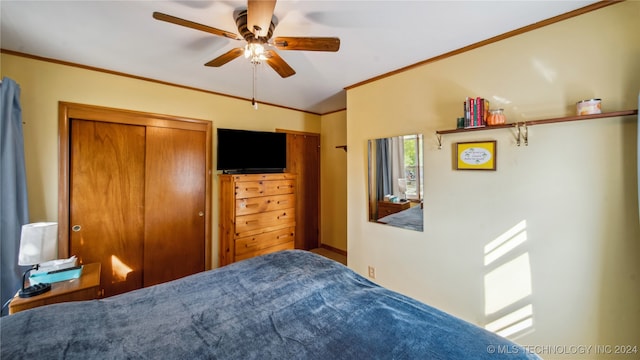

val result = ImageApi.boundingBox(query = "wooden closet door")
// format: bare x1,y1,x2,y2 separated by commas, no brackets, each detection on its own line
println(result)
143,126,206,287
70,119,145,297
285,132,320,250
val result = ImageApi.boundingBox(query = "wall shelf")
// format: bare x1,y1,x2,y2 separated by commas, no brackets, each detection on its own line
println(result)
436,109,638,148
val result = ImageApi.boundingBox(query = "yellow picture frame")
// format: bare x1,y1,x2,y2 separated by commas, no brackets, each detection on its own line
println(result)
456,141,496,170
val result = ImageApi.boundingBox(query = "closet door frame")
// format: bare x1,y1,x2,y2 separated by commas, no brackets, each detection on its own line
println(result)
276,129,321,250
58,102,213,269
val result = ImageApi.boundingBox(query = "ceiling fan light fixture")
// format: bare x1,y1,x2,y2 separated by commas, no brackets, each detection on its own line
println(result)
244,43,267,64
154,0,336,80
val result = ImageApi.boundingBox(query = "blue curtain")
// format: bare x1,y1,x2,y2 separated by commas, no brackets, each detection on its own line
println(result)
1,77,29,316
376,138,392,202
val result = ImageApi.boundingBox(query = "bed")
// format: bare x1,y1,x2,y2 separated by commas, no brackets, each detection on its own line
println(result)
377,204,424,231
1,250,538,359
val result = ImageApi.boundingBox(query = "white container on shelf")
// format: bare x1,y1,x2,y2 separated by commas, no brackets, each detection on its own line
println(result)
576,99,602,115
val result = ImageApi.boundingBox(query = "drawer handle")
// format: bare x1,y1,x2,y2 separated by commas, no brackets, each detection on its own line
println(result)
246,220,259,225
277,212,287,219
245,203,259,208
277,200,287,205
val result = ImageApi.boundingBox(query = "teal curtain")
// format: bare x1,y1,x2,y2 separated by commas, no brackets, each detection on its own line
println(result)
1,77,29,315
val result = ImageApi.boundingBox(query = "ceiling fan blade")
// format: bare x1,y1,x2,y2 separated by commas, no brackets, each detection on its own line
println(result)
265,50,295,78
205,47,245,67
247,0,276,38
273,37,340,52
153,12,242,40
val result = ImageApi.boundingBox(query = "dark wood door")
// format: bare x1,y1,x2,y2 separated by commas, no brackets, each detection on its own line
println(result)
284,132,320,250
70,119,145,297
143,126,206,287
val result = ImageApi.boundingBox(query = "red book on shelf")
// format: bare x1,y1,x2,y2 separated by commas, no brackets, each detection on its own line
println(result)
475,97,481,126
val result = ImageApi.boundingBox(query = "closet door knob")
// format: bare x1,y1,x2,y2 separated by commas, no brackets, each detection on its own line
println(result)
72,225,82,232
198,211,204,217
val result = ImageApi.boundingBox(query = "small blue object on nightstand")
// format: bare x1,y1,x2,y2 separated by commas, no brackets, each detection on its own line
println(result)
29,266,83,285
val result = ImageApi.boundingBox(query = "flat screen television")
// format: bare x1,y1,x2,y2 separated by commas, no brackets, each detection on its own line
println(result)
217,128,287,174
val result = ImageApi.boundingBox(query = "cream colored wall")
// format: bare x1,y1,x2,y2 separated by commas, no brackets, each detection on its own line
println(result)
347,2,639,357
1,53,320,267
320,110,347,252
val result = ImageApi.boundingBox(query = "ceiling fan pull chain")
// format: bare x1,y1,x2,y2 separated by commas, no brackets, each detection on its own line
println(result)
252,63,258,110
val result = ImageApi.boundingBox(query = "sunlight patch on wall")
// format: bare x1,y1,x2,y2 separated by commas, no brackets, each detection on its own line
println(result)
484,220,527,266
485,304,534,338
484,220,535,339
484,253,532,314
111,255,133,283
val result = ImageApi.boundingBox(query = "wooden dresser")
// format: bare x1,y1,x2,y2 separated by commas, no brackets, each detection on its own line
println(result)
219,173,296,266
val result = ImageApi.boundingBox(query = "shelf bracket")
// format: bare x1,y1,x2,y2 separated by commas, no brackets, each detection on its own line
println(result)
436,133,443,150
335,145,347,152
521,123,529,146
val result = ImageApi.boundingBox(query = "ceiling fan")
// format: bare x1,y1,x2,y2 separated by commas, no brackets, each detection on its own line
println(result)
152,0,340,79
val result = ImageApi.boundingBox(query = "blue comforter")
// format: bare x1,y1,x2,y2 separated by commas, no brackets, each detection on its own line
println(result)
1,250,538,359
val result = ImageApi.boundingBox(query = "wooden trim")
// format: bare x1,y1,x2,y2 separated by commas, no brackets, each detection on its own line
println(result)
60,101,210,131
345,0,622,91
57,103,71,258
320,107,347,116
57,102,213,269
319,244,347,257
1,49,321,116
275,128,320,137
204,122,213,270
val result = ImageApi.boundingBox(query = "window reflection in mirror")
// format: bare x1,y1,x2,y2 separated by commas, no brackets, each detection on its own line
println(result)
368,134,424,232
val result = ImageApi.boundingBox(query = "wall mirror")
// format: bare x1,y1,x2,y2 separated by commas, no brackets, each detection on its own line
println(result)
367,134,424,232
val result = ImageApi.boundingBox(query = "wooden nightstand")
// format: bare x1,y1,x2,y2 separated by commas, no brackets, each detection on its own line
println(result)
377,200,411,219
9,262,101,314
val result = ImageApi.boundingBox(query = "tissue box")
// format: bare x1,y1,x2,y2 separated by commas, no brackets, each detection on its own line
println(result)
32,256,77,275
29,266,83,285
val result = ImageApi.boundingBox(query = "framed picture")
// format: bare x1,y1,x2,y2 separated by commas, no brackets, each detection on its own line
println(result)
456,141,496,170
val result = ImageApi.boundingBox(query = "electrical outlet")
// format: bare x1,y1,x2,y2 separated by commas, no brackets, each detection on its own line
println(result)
368,266,376,279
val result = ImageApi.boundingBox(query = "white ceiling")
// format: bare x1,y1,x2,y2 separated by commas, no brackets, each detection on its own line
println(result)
1,0,597,115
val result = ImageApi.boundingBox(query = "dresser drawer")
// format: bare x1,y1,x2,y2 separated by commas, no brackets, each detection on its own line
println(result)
235,208,295,237
235,241,294,262
236,194,295,216
235,179,295,199
235,227,295,259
